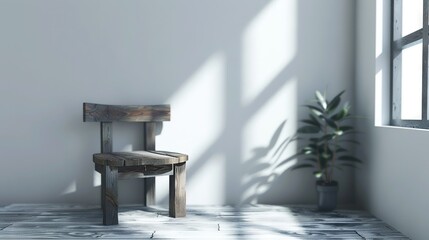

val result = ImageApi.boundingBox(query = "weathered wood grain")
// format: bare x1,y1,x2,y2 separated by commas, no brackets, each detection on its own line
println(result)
118,165,173,179
83,103,170,122
93,151,187,167
96,164,173,178
100,122,112,212
169,163,186,218
95,163,103,173
100,122,113,153
148,150,188,162
84,103,189,223
144,122,156,207
102,165,118,225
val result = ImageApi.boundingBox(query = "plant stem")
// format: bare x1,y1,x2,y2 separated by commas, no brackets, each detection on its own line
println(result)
323,122,329,183
329,137,337,183
317,150,321,179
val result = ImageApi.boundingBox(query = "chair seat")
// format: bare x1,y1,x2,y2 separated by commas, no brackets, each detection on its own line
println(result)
93,150,188,167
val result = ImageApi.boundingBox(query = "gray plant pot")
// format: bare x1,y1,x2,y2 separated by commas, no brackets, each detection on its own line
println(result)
316,181,338,211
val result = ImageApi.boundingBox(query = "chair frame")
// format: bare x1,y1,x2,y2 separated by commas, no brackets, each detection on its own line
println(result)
83,103,186,225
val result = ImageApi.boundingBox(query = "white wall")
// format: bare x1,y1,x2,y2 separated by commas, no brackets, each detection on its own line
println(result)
355,1,429,239
0,0,356,206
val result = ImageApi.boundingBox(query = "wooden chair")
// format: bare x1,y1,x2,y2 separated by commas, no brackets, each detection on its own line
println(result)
83,103,188,225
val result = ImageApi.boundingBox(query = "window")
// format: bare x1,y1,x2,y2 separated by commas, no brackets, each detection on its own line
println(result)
391,0,429,128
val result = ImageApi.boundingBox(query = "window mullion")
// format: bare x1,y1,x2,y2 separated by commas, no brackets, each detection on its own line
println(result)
391,0,402,121
423,0,429,120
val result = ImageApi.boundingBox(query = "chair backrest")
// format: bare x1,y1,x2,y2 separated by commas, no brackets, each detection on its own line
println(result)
83,103,170,122
83,103,170,153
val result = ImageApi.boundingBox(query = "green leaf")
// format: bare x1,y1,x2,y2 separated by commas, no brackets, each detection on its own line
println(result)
309,114,321,126
312,109,323,116
340,163,358,169
326,90,345,113
322,116,338,129
301,147,315,155
291,164,315,170
320,134,336,142
301,144,317,155
338,155,362,163
335,147,347,153
304,105,323,116
339,125,354,132
303,158,317,163
297,126,320,134
339,139,360,145
304,104,323,113
313,171,323,178
309,142,318,147
303,150,313,155
321,152,331,159
301,119,320,128
315,91,327,110
335,130,344,136
331,103,350,121
342,131,362,138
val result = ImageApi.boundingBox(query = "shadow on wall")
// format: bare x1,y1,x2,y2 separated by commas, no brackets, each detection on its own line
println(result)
240,120,299,204
63,0,354,204
154,0,304,205
0,0,355,205
153,0,354,206
79,0,351,205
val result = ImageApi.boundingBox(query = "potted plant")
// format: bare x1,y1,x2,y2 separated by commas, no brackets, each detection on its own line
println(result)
295,90,361,211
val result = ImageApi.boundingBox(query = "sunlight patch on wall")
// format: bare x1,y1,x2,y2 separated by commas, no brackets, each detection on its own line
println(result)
159,52,225,159
156,53,225,203
186,154,225,204
242,78,297,161
62,180,77,195
241,0,296,105
241,78,298,203
93,171,101,187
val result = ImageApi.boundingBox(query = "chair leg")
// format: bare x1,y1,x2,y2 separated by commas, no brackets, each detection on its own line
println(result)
101,165,118,225
169,162,186,217
143,177,156,206
101,184,105,211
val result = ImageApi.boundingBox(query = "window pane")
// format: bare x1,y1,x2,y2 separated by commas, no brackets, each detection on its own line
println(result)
401,43,422,120
402,0,423,37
